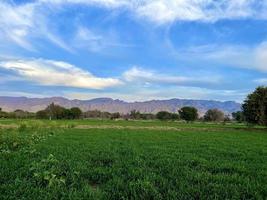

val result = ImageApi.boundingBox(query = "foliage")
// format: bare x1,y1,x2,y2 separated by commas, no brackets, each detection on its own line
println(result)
129,110,156,120
83,110,112,119
130,110,142,120
156,111,179,121
0,109,35,119
242,86,267,126
37,103,82,120
30,154,66,187
110,112,121,120
179,107,198,122
70,107,82,119
36,110,48,119
204,109,225,122
232,111,244,123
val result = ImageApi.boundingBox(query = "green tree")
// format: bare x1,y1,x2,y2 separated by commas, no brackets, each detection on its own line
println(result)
156,111,179,121
140,113,156,120
130,110,141,120
45,103,66,120
156,111,172,120
111,112,120,120
171,113,180,120
204,109,225,122
70,107,82,119
242,86,267,126
0,108,7,118
36,110,48,119
232,111,244,123
179,107,198,122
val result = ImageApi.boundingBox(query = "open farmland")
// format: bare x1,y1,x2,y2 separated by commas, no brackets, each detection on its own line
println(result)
0,119,267,199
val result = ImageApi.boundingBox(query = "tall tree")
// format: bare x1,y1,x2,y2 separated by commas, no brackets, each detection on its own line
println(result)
242,86,267,126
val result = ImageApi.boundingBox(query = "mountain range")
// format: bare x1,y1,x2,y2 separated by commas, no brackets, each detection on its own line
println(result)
0,96,241,115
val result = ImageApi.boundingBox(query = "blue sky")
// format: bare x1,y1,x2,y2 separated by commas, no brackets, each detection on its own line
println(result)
0,0,267,102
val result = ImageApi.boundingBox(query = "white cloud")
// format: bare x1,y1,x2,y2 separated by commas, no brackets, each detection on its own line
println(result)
39,0,130,7
63,86,247,102
123,66,221,85
254,78,267,84
1,0,266,51
172,42,267,72
0,1,36,50
39,0,267,24
254,42,267,72
0,1,73,52
0,91,50,98
0,58,123,89
73,27,131,52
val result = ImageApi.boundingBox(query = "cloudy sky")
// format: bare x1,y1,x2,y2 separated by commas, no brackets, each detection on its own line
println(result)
0,0,267,102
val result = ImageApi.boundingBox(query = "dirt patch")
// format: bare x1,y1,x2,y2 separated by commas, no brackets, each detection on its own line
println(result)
75,125,190,131
74,125,267,132
0,124,18,129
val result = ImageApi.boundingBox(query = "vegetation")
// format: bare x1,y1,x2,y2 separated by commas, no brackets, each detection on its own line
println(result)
232,111,245,123
156,111,179,121
0,119,266,199
128,110,155,120
1,86,267,199
2,86,267,128
83,110,113,119
179,106,198,122
242,86,267,126
0,109,35,119
204,109,225,122
36,103,82,120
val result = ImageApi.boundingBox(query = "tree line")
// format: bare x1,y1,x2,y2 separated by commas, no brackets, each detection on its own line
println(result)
0,104,228,122
0,86,266,125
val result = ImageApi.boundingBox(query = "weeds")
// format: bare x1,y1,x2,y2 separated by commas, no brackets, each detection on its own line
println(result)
30,154,66,187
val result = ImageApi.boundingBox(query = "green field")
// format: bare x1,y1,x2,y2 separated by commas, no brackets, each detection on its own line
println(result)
1,119,267,199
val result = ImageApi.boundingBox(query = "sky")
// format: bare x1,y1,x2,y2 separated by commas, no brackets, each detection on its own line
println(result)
0,0,267,102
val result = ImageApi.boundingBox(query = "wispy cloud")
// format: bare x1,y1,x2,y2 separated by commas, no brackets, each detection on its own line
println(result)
39,0,267,24
0,58,123,89
1,0,266,52
123,67,221,85
73,26,133,53
0,1,73,52
63,86,248,102
0,1,36,51
254,78,267,84
171,42,267,72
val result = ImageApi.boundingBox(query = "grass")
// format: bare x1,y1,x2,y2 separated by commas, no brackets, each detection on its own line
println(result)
0,119,267,199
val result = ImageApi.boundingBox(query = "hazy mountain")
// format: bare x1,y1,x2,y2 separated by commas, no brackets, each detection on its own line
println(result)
0,96,241,115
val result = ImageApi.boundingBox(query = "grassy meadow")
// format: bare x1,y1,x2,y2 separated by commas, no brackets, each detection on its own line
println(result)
0,119,267,199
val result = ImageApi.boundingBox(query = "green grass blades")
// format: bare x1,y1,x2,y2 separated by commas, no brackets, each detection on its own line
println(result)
0,119,267,199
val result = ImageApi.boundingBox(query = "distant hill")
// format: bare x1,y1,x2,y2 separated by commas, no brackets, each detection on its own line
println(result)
0,96,241,115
